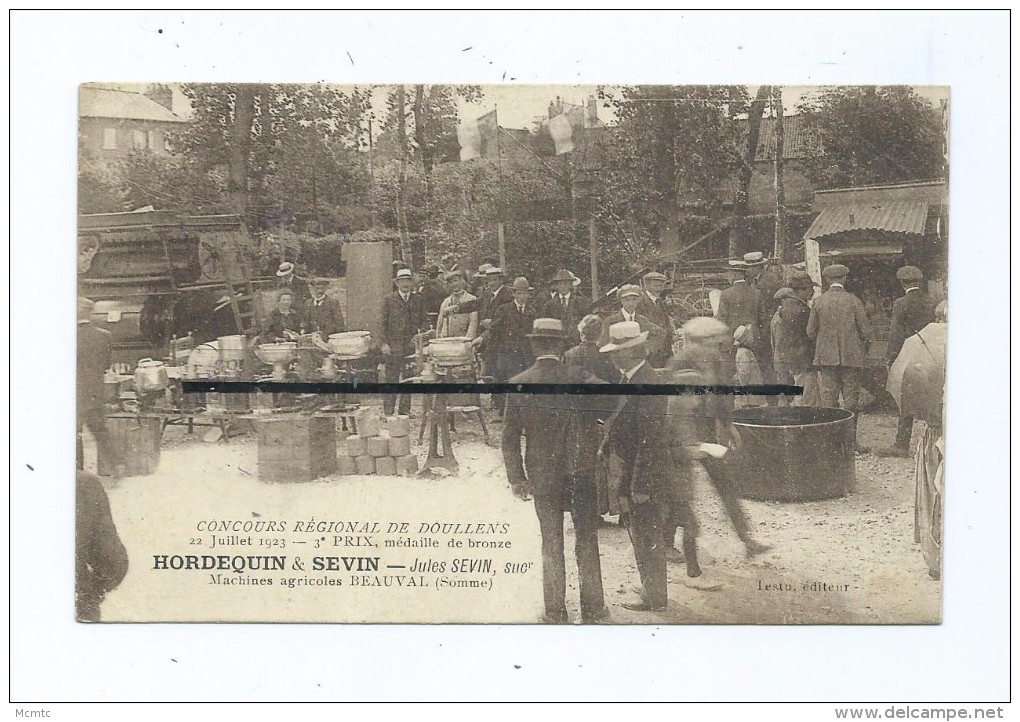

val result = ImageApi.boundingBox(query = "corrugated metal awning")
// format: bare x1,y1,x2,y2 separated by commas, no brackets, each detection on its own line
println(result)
804,200,928,240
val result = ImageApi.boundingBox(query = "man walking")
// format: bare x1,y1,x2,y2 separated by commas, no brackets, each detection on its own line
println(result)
502,318,610,624
380,268,426,416
807,264,872,452
875,266,935,458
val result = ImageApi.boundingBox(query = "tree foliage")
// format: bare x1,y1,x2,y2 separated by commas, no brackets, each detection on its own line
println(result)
798,86,945,187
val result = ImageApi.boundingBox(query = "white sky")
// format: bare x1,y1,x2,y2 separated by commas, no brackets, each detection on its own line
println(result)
103,82,948,131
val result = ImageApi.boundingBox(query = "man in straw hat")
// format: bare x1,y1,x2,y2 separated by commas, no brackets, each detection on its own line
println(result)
275,261,310,315
598,284,668,360
875,265,935,458
598,320,675,612
808,264,873,453
475,277,538,420
502,318,610,624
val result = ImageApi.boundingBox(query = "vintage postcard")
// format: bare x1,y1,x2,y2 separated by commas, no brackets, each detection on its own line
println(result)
76,82,947,624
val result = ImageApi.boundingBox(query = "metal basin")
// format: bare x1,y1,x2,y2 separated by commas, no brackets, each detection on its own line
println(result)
729,406,856,502
256,342,297,365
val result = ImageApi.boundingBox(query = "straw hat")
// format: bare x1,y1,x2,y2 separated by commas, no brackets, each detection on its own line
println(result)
599,321,649,353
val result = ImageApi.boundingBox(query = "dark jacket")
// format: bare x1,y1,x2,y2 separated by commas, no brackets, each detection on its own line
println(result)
542,293,592,345
502,358,608,502
564,341,621,383
887,288,935,364
260,309,300,342
480,284,514,322
636,293,673,362
597,310,667,361
776,295,814,373
715,281,760,348
301,295,346,337
76,471,128,621
77,322,112,415
418,280,448,322
380,291,426,356
807,285,872,368
608,363,674,499
485,302,538,379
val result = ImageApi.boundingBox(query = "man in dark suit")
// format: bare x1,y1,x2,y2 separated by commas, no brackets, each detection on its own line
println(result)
475,277,537,418
502,318,610,624
599,320,675,612
380,268,426,416
76,470,129,621
777,272,820,406
542,268,591,346
417,265,448,330
598,284,667,359
479,266,513,323
636,271,674,366
715,262,762,351
807,264,872,451
77,297,124,476
875,265,936,458
301,278,346,338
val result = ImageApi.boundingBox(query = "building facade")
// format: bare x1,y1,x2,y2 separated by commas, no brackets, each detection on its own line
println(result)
79,85,187,164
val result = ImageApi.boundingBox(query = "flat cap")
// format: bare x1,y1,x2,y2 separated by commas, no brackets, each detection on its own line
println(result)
643,271,668,282
681,316,730,341
822,264,849,280
896,265,924,282
789,272,816,290
616,284,642,299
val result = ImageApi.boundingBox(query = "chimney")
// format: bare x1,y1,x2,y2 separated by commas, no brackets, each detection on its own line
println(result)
587,95,598,127
144,83,174,112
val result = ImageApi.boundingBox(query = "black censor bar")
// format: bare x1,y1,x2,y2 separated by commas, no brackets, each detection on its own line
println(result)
183,381,801,396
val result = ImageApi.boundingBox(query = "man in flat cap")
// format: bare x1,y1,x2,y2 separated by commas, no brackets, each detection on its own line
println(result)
807,264,872,451
542,269,592,346
715,259,763,367
875,265,936,458
302,278,346,339
637,271,674,367
418,264,448,329
598,284,668,356
502,318,610,624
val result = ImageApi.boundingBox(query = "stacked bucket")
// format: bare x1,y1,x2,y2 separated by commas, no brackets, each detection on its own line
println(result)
337,411,419,476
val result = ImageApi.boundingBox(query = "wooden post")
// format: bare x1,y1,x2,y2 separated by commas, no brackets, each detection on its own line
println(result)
497,221,506,270
588,216,599,301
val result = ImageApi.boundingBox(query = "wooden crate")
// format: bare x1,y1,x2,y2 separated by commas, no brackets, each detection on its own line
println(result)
256,415,336,482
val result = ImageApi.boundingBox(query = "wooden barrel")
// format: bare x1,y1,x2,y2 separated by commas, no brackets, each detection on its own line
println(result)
102,413,164,477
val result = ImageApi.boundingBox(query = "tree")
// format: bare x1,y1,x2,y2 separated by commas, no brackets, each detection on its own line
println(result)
592,85,749,257
78,146,124,214
798,86,945,187
174,83,373,230
730,85,770,258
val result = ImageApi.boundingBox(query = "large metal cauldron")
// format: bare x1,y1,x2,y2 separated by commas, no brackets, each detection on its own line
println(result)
729,407,855,502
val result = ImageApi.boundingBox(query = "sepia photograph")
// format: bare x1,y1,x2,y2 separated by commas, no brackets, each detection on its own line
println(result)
10,8,1009,708
76,81,948,625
